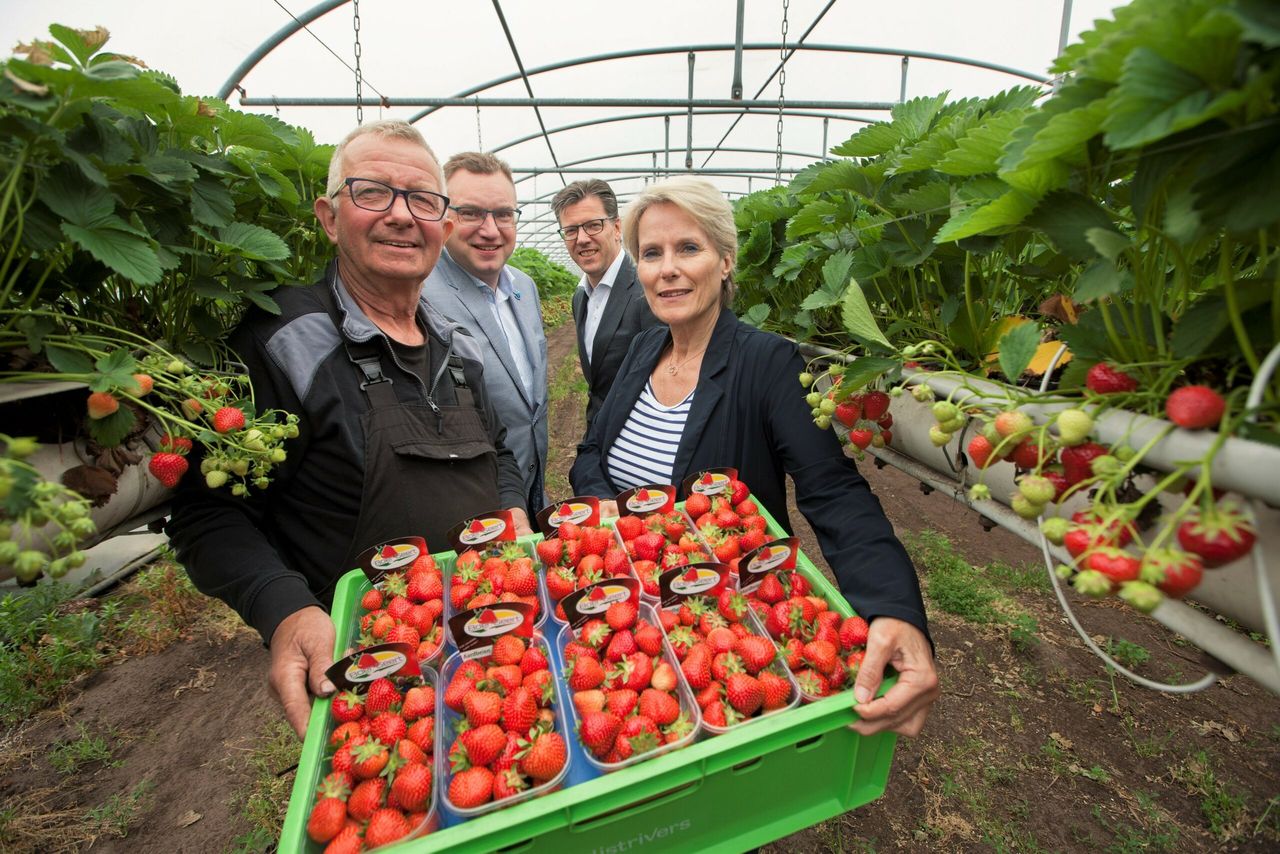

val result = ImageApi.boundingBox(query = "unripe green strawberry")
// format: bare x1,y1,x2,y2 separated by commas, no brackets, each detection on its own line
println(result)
14,550,47,580
805,392,821,408
931,401,959,422
911,384,934,402
47,558,69,578
230,459,250,476
231,483,248,496
1056,409,1093,445
66,550,86,567
166,359,188,373
1114,445,1135,462
1017,475,1055,506
798,372,814,388
270,448,287,463
1041,517,1069,544
815,415,831,430
928,425,951,447
6,437,38,458
1090,454,1121,477
1071,569,1113,597
968,484,990,501
828,363,845,377
205,470,229,489
819,398,836,416
1118,580,1162,614
1010,493,1043,519
890,386,904,397
939,415,966,433
0,541,18,563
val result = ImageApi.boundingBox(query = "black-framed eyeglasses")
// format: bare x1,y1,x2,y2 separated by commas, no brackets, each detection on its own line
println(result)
336,177,449,221
449,205,522,227
558,217,611,240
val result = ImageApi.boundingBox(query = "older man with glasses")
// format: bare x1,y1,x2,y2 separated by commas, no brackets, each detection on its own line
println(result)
423,152,549,518
552,179,660,430
168,121,532,739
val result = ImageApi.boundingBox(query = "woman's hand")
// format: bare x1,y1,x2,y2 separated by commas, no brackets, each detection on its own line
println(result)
598,499,619,519
848,616,939,737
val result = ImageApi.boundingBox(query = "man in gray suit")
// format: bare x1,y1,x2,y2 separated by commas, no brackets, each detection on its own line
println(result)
424,152,548,516
552,180,660,429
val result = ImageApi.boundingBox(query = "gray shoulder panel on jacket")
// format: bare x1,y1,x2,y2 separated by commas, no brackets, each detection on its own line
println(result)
264,311,342,403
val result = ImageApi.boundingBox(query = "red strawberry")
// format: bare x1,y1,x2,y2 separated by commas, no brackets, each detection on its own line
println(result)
848,428,873,450
360,588,384,611
502,687,539,735
330,690,363,723
725,672,764,716
759,670,792,710
1177,504,1256,567
579,710,622,758
535,538,563,566
159,433,194,453
637,688,680,726
493,634,526,666
967,434,996,469
802,639,839,675
449,766,494,808
86,391,119,419
861,390,890,421
566,656,606,691
391,762,432,812
350,739,390,779
401,685,434,723
733,635,775,674
457,724,506,769
1010,439,1047,470
838,616,869,650
212,406,246,433
1139,547,1204,598
519,731,567,781
604,688,639,718
1165,385,1226,430
364,678,401,715
346,776,385,821
147,453,189,488
1060,442,1107,485
834,400,861,427
1085,363,1139,394
605,600,638,631
369,712,406,745
306,776,350,843
1083,547,1141,587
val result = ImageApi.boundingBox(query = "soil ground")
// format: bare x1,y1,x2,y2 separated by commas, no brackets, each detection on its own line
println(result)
2,319,1277,853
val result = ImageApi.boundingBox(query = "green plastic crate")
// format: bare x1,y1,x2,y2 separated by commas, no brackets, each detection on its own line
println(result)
280,511,898,852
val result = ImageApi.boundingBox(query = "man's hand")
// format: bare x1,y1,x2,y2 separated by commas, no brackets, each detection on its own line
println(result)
849,616,939,737
510,507,534,536
268,606,336,739
598,499,619,519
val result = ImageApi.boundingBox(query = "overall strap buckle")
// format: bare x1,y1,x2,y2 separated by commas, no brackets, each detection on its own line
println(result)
354,354,392,390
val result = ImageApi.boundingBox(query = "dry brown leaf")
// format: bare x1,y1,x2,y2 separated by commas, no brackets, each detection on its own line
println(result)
4,68,48,95
176,810,202,828
1050,732,1074,751
76,26,110,51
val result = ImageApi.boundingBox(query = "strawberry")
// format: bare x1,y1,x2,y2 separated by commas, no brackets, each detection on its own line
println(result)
131,373,155,395
306,778,350,843
1010,439,1048,470
758,670,792,710
605,688,639,718
579,710,622,758
725,672,764,716
838,616,869,650
330,691,363,723
733,635,775,674
566,656,605,691
159,433,194,453
350,738,390,779
633,623,664,656
147,452,189,488
519,730,567,781
520,645,549,675
1060,442,1107,485
493,634,526,666
573,689,606,717
861,390,890,421
802,639,839,675
502,687,539,735
369,712,406,745
994,410,1032,439
683,493,712,519
360,588,384,611
848,428,873,450
493,767,529,801
1085,363,1139,394
546,566,576,601
637,688,680,725
605,600,638,631
391,762,432,812
633,531,664,561
1139,548,1203,598
1083,547,1141,587
86,391,119,419
364,678,401,715
834,400,861,427
365,807,412,847
211,405,246,433
457,724,506,769
346,776,386,821
1165,385,1226,430
966,434,996,469
1176,503,1256,567
605,629,637,662
448,766,494,808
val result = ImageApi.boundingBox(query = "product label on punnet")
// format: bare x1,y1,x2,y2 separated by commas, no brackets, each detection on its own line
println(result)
658,562,730,608
562,577,640,632
448,601,535,658
616,484,676,516
681,467,739,497
447,510,515,553
325,642,419,691
536,496,601,537
738,537,800,594
354,536,428,583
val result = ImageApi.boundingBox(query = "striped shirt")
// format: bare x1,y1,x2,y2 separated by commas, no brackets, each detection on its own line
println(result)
607,381,694,490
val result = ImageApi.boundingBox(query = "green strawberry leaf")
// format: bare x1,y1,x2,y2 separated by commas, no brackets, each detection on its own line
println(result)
743,304,771,328
86,406,136,447
44,345,94,375
91,349,138,390
61,222,163,285
997,321,1041,381
841,277,891,350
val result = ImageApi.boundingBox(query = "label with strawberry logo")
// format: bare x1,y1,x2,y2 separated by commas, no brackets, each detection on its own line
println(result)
681,467,739,497
447,510,516,553
535,496,601,537
354,536,428,584
738,538,800,593
561,576,640,631
447,601,535,659
659,562,730,608
616,484,676,516
324,642,419,691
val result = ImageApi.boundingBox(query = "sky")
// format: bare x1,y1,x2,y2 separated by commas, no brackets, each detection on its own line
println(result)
4,0,1128,266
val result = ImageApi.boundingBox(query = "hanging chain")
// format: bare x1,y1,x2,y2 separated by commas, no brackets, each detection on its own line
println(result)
476,98,484,151
352,0,364,125
775,0,790,185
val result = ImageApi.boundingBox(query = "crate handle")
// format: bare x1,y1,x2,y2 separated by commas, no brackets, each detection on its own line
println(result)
569,777,703,831
794,733,825,752
731,756,763,774
495,839,535,853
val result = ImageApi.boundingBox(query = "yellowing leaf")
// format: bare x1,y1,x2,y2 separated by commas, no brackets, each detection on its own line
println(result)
1027,341,1073,375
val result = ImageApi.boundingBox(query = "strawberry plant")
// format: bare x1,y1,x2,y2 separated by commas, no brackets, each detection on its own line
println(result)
0,25,331,581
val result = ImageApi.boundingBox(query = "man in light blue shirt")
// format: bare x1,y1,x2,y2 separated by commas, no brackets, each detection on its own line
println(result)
423,153,548,516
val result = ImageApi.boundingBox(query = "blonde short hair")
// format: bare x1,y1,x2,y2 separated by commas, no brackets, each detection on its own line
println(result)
442,151,514,185
622,177,738,306
325,120,443,196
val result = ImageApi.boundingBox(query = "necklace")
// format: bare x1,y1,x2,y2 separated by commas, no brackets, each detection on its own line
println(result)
665,343,708,375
